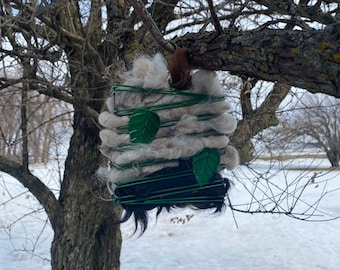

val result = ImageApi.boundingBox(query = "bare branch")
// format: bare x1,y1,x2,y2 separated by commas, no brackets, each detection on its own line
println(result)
20,84,29,172
127,0,175,52
0,156,62,230
206,0,222,33
29,80,99,121
254,0,338,25
231,83,291,149
279,94,340,167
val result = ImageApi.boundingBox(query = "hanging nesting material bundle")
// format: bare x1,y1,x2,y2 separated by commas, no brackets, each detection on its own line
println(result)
97,47,239,233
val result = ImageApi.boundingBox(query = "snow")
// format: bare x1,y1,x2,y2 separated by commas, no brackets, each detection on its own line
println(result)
1,159,340,270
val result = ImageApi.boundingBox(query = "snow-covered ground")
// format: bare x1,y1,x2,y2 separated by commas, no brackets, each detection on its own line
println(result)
1,158,339,270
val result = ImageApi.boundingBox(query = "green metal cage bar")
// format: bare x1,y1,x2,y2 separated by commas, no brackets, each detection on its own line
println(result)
111,84,225,116
114,180,226,205
110,83,228,206
116,113,222,134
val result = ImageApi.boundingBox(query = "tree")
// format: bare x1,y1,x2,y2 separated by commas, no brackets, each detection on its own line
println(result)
0,73,72,163
279,93,340,167
0,1,339,269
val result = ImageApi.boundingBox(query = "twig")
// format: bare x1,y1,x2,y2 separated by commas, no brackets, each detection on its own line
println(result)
127,0,175,52
226,194,239,229
207,0,222,34
228,0,251,29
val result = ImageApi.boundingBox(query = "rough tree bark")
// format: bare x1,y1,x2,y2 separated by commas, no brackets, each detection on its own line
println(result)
178,23,340,98
0,1,339,269
1,1,180,269
326,150,340,167
51,112,122,269
230,83,291,162
1,0,126,268
48,1,125,268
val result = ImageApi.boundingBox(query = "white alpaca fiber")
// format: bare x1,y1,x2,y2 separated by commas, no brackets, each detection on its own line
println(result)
96,167,110,183
173,113,237,135
191,70,224,96
99,145,113,160
99,129,129,148
98,111,129,128
113,135,229,165
123,55,151,85
108,55,151,111
98,53,239,184
105,96,115,113
143,53,169,89
187,100,231,116
109,53,169,112
140,161,178,176
220,145,240,170
108,166,141,183
107,161,179,183
203,114,237,134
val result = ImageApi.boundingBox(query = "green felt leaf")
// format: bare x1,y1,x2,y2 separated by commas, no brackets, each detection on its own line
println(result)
129,109,160,144
193,149,220,186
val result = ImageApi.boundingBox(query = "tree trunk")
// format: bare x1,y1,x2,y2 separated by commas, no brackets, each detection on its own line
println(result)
51,112,122,270
230,83,291,159
326,150,340,167
47,0,125,262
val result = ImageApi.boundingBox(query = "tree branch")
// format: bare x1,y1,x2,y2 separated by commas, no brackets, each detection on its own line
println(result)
127,0,175,52
254,0,337,25
30,81,99,120
21,81,29,172
0,156,62,231
240,78,258,118
207,0,222,34
178,23,340,98
230,83,291,148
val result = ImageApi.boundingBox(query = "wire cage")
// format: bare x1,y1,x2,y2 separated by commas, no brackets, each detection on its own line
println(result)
109,83,230,207
97,52,238,231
